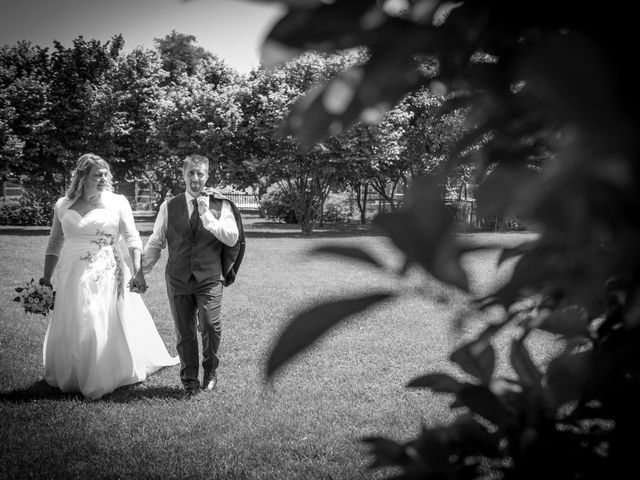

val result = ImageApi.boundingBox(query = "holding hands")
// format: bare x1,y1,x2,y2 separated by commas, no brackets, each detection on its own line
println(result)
129,270,148,294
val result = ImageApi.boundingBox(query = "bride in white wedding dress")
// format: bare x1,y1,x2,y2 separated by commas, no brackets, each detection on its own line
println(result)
40,154,178,399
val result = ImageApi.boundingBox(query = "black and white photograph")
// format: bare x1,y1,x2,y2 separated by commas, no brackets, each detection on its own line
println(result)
1,1,638,479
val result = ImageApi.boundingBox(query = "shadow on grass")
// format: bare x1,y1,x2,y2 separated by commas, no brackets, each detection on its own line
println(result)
0,379,83,402
0,380,185,403
106,384,185,402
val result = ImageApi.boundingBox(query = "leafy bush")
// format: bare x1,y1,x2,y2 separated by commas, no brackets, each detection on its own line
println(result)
477,216,526,231
0,193,53,226
447,201,527,231
259,183,297,224
261,187,355,224
321,192,352,223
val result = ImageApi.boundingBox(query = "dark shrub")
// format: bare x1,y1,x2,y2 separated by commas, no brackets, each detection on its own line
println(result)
260,184,297,223
446,200,527,231
0,193,53,226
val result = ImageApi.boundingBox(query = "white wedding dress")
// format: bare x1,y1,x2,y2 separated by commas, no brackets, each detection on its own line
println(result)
43,192,178,399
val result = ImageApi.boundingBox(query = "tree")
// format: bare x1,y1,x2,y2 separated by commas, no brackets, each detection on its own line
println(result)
337,86,470,223
0,99,23,172
46,35,125,189
154,30,219,83
261,0,640,478
326,123,373,223
349,105,410,211
83,47,168,185
0,37,138,201
151,64,242,198
399,88,468,189
0,41,56,195
0,33,241,211
229,50,365,233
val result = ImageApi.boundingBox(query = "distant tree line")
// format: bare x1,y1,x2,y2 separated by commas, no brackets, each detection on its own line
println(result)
0,31,468,232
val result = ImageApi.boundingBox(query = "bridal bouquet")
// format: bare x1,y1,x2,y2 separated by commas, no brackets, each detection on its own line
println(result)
13,278,55,316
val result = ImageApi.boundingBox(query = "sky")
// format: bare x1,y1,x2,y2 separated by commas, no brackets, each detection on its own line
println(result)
0,0,286,73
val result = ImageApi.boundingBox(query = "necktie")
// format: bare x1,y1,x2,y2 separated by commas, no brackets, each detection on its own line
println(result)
190,199,199,234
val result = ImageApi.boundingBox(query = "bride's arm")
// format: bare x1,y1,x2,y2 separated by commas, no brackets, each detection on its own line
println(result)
117,194,144,272
129,246,142,275
41,198,65,286
41,255,58,288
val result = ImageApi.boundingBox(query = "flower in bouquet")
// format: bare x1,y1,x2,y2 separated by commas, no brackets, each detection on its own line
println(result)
13,278,55,316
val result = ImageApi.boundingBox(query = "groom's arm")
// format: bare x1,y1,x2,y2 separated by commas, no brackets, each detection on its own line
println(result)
199,199,239,247
141,200,169,275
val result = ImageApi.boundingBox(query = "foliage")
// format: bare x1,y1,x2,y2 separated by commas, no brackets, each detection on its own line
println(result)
321,191,352,223
474,215,526,232
261,185,353,224
0,36,132,199
1,31,473,229
261,0,640,478
0,34,241,212
340,104,409,211
231,50,366,233
154,30,214,82
151,67,242,201
0,192,52,226
0,41,58,196
48,35,125,168
342,87,468,211
87,47,167,184
259,182,297,223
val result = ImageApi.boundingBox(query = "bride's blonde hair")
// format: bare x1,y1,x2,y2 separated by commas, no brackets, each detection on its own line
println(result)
65,153,113,200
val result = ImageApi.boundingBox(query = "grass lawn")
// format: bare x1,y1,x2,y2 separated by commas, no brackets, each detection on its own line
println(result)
0,224,552,479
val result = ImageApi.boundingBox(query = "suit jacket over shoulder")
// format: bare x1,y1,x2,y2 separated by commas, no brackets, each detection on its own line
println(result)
208,190,245,287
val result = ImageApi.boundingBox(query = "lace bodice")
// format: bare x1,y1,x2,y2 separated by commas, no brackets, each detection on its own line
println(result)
45,192,143,257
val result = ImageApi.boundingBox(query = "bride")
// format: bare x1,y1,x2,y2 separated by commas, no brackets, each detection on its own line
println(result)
40,153,178,399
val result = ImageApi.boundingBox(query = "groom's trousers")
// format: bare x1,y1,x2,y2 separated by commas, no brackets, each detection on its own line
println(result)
166,273,223,390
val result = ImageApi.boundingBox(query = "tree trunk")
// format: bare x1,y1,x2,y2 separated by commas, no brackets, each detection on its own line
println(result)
300,218,314,234
353,182,370,224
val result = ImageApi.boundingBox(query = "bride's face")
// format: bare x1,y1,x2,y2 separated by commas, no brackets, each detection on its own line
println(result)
84,165,110,196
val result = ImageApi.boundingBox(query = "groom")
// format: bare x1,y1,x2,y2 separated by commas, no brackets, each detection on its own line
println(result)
133,154,245,399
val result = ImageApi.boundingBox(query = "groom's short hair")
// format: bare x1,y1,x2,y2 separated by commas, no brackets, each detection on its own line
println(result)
183,154,209,171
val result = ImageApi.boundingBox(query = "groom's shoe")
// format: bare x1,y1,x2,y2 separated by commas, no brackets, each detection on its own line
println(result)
181,385,200,400
203,372,218,392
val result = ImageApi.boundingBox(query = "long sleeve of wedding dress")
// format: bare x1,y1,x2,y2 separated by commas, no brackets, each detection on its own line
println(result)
45,197,70,258
116,194,143,251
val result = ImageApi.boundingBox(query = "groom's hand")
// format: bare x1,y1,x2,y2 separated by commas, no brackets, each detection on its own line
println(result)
197,194,209,215
129,270,148,294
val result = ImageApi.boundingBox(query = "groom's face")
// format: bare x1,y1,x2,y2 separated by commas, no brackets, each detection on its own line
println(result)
183,161,208,196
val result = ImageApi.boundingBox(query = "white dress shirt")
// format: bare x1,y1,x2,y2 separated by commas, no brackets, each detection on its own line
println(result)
141,192,239,275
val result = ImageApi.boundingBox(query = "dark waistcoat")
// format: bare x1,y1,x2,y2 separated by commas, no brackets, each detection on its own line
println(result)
165,193,223,284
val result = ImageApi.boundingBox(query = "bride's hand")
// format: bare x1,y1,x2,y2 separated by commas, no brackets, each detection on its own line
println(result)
128,271,148,294
39,277,52,288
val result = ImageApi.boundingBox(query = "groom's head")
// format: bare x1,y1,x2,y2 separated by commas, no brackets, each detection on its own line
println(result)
183,155,209,197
